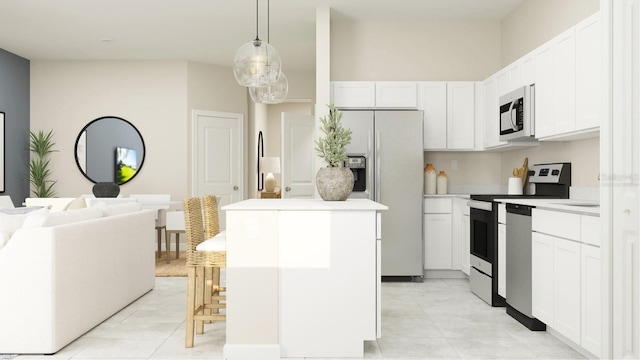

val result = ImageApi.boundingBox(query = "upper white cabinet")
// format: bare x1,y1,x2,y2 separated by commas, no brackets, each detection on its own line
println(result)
419,81,476,150
575,12,601,131
331,81,417,109
483,75,509,149
534,12,601,140
419,82,447,150
375,81,418,108
331,81,376,108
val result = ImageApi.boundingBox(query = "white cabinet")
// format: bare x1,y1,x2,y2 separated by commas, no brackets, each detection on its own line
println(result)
532,12,601,140
497,203,506,298
482,75,509,149
532,208,602,357
419,82,447,150
447,82,476,150
419,81,476,150
461,212,470,276
581,243,601,356
553,27,577,136
553,237,581,345
375,81,418,108
451,198,470,274
534,39,555,139
331,81,376,108
532,232,555,326
331,81,417,109
424,213,452,269
575,12,601,131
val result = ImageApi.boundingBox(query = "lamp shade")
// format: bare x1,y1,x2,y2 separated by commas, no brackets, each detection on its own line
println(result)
233,39,282,87
261,157,281,174
249,72,288,104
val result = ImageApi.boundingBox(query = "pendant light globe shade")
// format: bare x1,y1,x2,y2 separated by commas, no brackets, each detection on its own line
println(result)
233,39,282,87
249,72,288,104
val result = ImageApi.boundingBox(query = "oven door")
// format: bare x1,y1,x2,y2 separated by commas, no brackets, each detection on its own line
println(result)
469,201,495,266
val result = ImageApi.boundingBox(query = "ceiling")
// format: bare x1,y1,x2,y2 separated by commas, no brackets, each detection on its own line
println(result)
0,0,524,72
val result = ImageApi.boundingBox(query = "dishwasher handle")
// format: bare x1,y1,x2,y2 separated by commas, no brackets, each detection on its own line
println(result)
506,203,533,216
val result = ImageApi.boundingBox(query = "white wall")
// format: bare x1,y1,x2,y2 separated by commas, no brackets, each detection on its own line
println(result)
30,61,189,200
330,20,501,81
501,0,599,65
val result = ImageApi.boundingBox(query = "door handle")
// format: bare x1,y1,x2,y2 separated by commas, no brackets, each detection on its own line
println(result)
233,186,238,191
285,187,291,192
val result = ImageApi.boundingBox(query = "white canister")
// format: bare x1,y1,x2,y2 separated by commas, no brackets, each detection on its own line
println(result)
424,163,436,194
436,171,448,195
508,177,523,195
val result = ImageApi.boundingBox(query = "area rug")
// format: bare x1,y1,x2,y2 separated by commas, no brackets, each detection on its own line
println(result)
155,251,187,277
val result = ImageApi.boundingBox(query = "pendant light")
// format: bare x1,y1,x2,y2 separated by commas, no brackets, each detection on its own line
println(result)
249,0,288,104
233,0,282,88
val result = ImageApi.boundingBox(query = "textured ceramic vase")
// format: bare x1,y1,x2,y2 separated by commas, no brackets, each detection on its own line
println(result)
436,170,448,195
316,167,354,201
424,163,436,195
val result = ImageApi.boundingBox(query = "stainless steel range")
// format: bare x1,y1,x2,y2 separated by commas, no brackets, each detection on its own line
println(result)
467,163,572,307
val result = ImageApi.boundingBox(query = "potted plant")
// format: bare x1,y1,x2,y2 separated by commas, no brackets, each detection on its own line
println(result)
29,129,57,197
314,104,354,201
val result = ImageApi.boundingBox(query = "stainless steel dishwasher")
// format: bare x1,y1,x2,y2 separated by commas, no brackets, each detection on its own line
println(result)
505,203,546,331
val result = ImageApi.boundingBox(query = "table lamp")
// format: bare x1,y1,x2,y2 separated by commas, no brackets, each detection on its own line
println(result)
261,157,281,192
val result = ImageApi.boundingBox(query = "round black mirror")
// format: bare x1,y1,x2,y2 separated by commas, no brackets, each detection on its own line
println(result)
74,116,145,185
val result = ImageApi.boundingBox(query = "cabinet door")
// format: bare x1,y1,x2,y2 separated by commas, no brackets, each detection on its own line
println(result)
376,81,418,108
418,82,447,150
482,76,508,149
575,12,601,131
461,214,470,275
446,82,475,150
451,199,463,271
424,214,453,269
553,27,577,135
532,232,554,325
498,223,506,298
332,81,376,108
581,244,601,357
534,40,554,138
496,69,510,98
553,237,581,344
520,52,536,87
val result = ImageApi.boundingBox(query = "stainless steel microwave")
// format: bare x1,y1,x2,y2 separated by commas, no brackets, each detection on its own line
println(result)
499,85,535,141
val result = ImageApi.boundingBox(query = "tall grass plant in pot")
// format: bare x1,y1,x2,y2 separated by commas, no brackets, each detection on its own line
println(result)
29,129,57,197
314,104,354,201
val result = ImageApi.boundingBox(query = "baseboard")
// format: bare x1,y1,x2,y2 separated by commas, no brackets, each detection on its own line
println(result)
546,326,598,359
223,344,280,359
423,270,468,279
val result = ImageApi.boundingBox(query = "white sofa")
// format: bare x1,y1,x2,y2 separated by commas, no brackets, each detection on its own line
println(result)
0,206,156,354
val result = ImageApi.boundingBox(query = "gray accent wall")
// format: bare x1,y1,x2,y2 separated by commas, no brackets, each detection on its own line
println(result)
0,49,29,206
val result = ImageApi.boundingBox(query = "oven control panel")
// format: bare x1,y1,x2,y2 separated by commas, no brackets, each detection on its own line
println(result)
528,163,571,184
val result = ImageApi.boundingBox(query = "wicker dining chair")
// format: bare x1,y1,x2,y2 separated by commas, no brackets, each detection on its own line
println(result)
202,195,225,318
183,197,226,348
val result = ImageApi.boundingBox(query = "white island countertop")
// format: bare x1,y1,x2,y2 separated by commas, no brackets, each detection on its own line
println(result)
494,198,600,216
223,198,388,211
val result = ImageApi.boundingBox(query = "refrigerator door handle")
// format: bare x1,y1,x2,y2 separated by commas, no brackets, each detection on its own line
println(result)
375,131,381,202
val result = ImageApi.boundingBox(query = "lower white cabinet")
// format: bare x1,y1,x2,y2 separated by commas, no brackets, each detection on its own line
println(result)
424,197,469,273
424,213,452,269
553,237,581,345
532,232,555,326
532,210,602,357
581,243,601,356
498,223,506,298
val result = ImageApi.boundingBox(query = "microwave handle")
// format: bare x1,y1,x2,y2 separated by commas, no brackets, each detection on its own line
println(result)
509,100,518,131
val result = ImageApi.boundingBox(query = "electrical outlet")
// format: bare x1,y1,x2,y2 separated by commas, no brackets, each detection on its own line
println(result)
451,160,458,171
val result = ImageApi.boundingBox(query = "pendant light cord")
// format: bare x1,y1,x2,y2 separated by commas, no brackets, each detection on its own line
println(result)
255,0,260,41
267,0,270,43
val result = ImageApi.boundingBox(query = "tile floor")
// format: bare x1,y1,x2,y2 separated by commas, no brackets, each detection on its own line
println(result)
11,277,586,360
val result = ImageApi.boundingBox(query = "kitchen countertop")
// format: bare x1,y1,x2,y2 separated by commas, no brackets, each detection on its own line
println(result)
494,198,600,216
423,194,470,199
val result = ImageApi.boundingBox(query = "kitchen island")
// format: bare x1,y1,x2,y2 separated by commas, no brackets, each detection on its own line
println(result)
221,198,387,359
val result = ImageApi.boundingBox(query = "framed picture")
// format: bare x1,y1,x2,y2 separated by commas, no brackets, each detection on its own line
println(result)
0,112,4,193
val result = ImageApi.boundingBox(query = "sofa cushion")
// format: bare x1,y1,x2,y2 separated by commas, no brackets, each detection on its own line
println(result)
94,202,142,217
22,207,103,228
0,207,50,249
63,196,87,211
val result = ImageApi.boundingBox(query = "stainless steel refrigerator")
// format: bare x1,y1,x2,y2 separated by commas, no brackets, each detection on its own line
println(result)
341,110,424,278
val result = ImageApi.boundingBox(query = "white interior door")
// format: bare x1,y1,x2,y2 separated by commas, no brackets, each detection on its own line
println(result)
281,113,315,199
192,110,243,229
